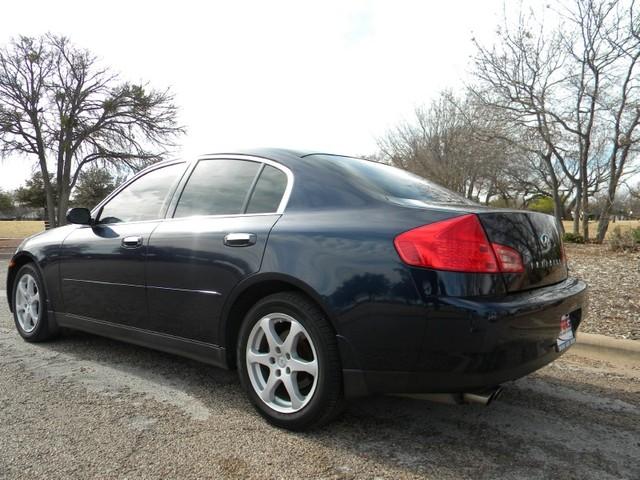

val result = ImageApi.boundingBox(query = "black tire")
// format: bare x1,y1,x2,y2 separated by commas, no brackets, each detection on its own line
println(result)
11,263,58,342
237,292,345,431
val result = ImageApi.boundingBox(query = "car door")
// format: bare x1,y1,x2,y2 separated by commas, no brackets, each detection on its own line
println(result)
144,156,292,345
59,161,186,327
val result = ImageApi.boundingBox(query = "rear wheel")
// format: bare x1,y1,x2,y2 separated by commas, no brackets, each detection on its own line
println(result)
12,264,57,342
237,292,344,430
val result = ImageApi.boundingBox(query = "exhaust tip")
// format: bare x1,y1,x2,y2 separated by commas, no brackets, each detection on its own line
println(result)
462,386,503,406
491,386,504,403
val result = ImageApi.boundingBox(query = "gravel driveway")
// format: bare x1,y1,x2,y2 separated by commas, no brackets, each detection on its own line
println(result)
1,260,639,479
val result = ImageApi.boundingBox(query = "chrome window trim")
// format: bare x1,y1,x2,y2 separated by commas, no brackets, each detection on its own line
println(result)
194,154,294,215
90,159,187,220
88,154,294,225
163,212,282,223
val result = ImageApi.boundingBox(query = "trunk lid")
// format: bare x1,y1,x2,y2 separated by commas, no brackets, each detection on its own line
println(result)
477,211,567,292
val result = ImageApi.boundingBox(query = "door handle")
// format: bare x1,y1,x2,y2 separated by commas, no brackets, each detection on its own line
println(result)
224,233,257,247
122,236,143,248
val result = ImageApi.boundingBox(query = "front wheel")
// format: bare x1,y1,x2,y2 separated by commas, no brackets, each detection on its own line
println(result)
237,292,344,430
12,263,58,342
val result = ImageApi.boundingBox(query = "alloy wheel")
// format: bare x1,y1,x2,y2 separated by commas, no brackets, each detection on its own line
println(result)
246,313,319,413
15,273,40,333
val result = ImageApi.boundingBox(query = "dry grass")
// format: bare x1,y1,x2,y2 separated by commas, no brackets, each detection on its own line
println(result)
0,221,45,238
562,219,640,239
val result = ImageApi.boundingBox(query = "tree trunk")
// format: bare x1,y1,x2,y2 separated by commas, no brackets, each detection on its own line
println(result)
596,200,612,243
573,185,582,235
37,155,57,227
466,175,476,200
549,174,565,233
565,197,576,220
32,118,57,227
57,186,70,227
581,177,589,242
540,150,565,232
57,149,74,226
44,188,56,226
596,171,620,243
552,194,565,233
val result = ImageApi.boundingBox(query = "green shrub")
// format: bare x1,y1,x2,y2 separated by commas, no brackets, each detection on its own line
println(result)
609,226,640,252
563,232,585,244
528,196,555,214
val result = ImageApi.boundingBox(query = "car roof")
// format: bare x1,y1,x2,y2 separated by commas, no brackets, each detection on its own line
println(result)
140,149,360,179
199,148,360,164
201,148,311,159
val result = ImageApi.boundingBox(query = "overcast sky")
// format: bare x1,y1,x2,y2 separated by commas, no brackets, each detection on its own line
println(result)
0,0,504,190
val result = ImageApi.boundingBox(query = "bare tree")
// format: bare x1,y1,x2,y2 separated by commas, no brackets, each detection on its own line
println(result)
0,34,184,226
577,0,640,242
471,0,640,242
471,6,587,234
378,91,519,202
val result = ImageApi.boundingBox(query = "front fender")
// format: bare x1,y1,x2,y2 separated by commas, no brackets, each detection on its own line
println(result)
6,251,47,313
6,225,77,313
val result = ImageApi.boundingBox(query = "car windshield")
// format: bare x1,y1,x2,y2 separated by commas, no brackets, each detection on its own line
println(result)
322,155,476,205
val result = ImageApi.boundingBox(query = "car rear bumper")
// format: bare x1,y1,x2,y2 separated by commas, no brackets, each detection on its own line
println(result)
341,276,588,397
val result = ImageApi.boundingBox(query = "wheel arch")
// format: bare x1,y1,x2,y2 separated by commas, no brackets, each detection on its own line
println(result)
6,252,43,313
220,273,337,369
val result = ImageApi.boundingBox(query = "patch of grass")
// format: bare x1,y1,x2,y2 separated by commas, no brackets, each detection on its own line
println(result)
0,221,45,238
609,226,640,251
563,232,584,243
561,220,640,240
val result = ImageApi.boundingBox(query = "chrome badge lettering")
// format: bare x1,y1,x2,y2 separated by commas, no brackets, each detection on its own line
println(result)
532,258,562,269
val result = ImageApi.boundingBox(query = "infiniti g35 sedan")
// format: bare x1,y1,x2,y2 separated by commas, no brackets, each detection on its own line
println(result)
6,149,587,430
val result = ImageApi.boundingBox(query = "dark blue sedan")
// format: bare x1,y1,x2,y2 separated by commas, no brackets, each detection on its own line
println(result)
6,149,587,430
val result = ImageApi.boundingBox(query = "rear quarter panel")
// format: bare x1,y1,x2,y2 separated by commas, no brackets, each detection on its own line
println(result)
261,206,463,371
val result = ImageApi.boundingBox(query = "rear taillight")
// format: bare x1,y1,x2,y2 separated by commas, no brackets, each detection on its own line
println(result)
394,214,524,274
492,243,525,273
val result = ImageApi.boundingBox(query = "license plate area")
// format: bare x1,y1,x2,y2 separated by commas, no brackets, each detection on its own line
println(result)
556,314,576,352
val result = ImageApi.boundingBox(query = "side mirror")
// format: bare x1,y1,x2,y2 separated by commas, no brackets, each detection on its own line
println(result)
66,207,92,225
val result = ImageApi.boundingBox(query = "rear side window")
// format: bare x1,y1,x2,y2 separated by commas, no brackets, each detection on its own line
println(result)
322,155,475,205
246,165,288,214
174,159,260,217
98,163,184,224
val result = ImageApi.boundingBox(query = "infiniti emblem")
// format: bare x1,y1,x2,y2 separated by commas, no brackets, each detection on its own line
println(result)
540,233,551,248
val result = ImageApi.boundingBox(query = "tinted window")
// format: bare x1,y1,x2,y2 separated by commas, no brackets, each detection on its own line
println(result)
99,163,184,224
246,165,288,213
323,155,475,205
174,159,260,217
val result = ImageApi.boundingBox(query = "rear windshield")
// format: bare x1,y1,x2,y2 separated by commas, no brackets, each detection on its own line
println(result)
321,155,476,205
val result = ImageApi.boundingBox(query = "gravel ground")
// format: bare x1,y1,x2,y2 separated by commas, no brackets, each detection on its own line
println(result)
2,261,640,479
566,244,640,340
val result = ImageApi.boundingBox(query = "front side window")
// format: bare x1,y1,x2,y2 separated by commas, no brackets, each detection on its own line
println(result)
98,163,184,224
174,159,261,217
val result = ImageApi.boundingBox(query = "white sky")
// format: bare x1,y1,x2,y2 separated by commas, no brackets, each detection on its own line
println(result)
0,0,503,190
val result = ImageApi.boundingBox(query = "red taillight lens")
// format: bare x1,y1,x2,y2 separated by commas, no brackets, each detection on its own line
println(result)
394,214,524,274
492,243,524,273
